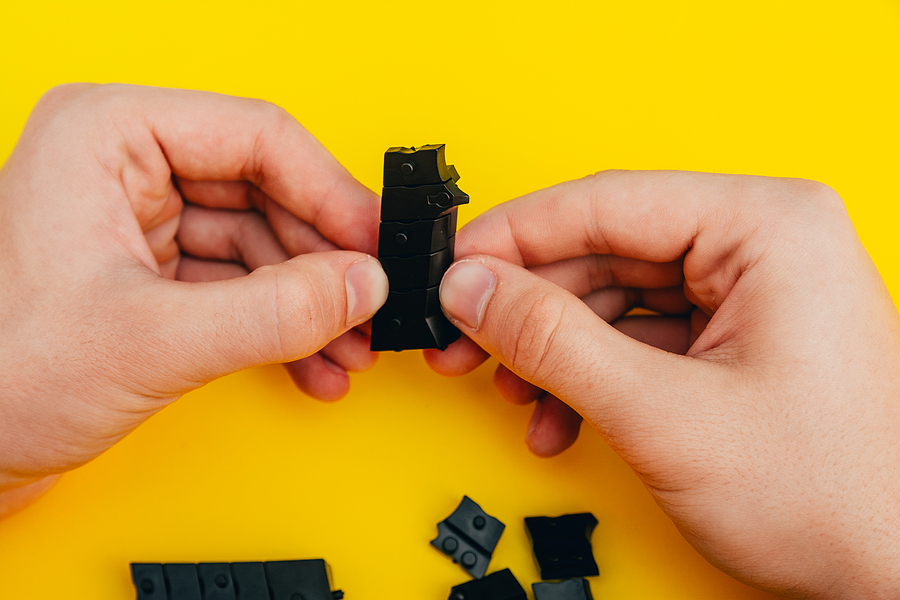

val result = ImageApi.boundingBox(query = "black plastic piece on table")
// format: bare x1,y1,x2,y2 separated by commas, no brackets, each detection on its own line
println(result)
524,513,600,580
378,210,457,257
371,144,467,351
447,569,527,600
130,560,341,600
532,579,594,600
383,144,460,188
431,496,505,579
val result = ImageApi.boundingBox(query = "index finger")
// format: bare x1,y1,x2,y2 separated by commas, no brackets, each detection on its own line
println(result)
87,84,379,253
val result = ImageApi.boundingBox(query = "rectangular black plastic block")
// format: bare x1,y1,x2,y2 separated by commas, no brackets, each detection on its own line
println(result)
447,569,527,600
370,285,460,351
196,563,236,600
131,564,168,600
379,245,454,291
230,563,269,600
163,564,202,600
380,179,468,221
525,513,599,580
265,560,334,600
378,211,457,257
383,144,459,187
532,579,594,600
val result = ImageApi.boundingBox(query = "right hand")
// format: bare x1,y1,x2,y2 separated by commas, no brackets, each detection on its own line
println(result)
429,171,900,598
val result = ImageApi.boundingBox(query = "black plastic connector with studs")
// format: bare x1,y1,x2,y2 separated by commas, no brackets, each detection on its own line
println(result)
431,496,505,579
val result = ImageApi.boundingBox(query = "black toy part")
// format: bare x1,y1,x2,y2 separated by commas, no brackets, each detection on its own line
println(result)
131,560,342,600
524,513,599,580
431,496,505,579
377,210,457,257
447,569,527,600
379,244,454,291
379,179,469,221
370,285,461,351
383,144,460,188
532,579,594,600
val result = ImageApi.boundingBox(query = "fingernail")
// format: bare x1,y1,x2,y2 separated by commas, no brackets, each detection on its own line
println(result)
527,401,543,438
345,258,389,325
440,260,497,330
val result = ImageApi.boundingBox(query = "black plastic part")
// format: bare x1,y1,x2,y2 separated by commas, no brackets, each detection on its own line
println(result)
132,564,168,600
532,579,594,600
379,244,454,291
378,210,457,257
383,144,460,187
164,564,202,600
266,560,334,600
380,179,469,221
196,563,236,600
431,496,505,579
447,569,527,600
370,285,461,351
372,143,467,352
130,560,339,600
231,563,269,600
524,513,599,580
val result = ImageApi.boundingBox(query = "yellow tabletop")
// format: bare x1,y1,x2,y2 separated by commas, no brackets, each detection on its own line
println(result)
1,2,897,598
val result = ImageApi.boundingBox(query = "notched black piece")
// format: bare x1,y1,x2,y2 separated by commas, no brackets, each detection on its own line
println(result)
380,179,469,221
524,513,599,580
383,144,460,187
532,579,594,600
378,210,457,257
431,496,505,579
370,286,461,351
379,244,454,290
447,569,527,600
130,560,341,600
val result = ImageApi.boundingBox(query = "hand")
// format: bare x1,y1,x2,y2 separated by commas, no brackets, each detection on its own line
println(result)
0,84,388,515
429,171,900,598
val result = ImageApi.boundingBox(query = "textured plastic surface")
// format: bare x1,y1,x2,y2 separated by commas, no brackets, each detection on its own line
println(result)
380,179,469,221
524,513,599,580
377,210,457,257
383,144,460,187
431,496,505,579
447,569,527,600
532,579,594,600
370,286,461,351
130,560,338,600
379,245,454,290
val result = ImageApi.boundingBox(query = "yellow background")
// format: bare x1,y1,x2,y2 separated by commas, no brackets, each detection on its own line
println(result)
1,2,898,599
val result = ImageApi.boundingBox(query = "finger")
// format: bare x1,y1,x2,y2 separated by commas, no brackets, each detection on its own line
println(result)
119,252,388,393
581,286,694,322
526,395,584,457
612,316,693,355
80,84,380,252
176,257,249,282
264,200,340,256
423,335,491,377
529,255,684,297
494,364,543,406
175,179,261,211
320,328,378,373
176,204,290,267
439,257,710,444
283,354,351,401
144,213,181,268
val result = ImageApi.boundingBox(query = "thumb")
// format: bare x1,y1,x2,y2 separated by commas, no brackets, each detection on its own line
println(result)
438,256,702,448
127,252,388,393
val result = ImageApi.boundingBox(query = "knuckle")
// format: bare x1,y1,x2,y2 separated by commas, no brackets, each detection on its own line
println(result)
507,291,570,384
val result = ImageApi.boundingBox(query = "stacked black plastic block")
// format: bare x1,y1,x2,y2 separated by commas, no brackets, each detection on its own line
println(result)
370,144,469,352
130,560,342,600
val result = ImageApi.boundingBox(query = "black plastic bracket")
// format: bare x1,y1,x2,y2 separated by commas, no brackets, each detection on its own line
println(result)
532,579,594,600
431,496,505,579
447,569,527,600
524,513,600,580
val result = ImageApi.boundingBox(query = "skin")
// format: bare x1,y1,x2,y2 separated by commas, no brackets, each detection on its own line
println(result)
0,84,389,517
430,171,900,598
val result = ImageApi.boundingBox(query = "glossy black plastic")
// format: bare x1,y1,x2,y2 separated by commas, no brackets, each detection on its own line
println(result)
431,496,506,579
